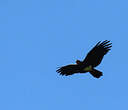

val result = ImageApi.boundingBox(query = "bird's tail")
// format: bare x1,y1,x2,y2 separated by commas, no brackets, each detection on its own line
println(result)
89,69,103,78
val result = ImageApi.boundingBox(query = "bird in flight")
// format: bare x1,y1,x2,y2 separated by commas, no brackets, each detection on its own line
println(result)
56,40,112,78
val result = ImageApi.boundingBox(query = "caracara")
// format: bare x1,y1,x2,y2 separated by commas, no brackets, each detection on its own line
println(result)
56,40,112,78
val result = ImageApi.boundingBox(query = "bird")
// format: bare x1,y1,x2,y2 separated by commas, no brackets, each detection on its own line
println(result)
56,40,112,78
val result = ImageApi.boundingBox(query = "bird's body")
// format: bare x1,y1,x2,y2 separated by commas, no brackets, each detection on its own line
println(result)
56,40,112,78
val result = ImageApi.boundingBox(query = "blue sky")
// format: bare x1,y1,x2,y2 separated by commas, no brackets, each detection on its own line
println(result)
0,0,128,110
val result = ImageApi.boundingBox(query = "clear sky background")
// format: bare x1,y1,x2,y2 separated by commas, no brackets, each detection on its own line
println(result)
0,0,128,110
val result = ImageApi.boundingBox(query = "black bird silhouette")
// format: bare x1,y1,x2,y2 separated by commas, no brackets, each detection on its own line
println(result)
56,40,112,78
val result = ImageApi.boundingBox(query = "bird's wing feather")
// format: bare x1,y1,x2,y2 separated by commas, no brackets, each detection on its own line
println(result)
82,40,112,67
56,64,80,76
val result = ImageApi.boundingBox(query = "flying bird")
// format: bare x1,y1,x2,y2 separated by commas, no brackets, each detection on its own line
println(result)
56,40,112,78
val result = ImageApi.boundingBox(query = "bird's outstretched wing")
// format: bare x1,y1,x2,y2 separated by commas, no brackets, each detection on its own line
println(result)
56,64,80,76
82,40,112,67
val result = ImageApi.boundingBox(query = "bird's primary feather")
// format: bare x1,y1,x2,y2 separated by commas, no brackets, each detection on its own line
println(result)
82,40,112,67
56,64,81,76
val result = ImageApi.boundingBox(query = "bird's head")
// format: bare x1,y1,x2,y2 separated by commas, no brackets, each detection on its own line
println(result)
76,60,82,65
